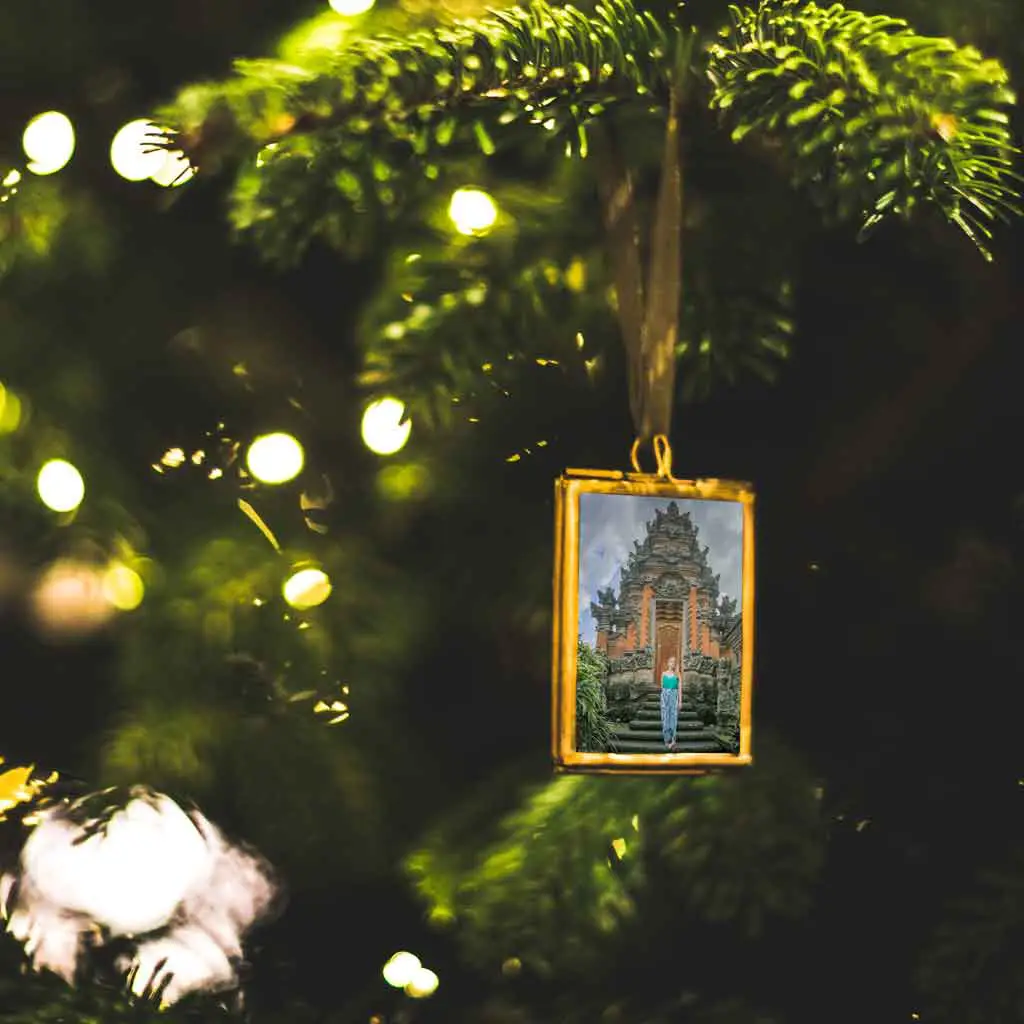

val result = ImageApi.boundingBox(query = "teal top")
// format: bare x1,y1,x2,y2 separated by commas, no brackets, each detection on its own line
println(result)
661,671,680,690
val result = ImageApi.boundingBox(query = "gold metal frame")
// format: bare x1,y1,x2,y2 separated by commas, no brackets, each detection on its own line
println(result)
552,468,755,774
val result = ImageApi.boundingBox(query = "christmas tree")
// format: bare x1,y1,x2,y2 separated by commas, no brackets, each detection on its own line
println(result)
1,0,1023,1022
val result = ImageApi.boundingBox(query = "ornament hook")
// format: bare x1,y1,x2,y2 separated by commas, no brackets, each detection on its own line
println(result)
629,434,675,480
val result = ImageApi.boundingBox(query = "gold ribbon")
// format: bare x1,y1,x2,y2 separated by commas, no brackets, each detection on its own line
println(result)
595,86,684,471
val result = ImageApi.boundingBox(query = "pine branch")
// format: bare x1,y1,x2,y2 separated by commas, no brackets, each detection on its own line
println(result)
160,0,679,169
705,0,1023,259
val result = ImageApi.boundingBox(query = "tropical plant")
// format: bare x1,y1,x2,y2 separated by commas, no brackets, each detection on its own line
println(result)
575,638,614,752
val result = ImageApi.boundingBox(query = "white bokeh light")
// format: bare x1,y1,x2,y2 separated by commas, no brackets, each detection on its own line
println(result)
21,796,212,936
329,0,376,14
405,965,440,999
361,398,411,456
151,150,196,188
36,459,84,512
2,790,279,1007
448,188,498,235
110,120,167,182
31,561,113,638
282,567,332,610
382,951,421,988
246,432,305,485
22,112,75,176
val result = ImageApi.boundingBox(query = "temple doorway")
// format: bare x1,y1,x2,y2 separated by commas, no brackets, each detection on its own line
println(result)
653,599,686,685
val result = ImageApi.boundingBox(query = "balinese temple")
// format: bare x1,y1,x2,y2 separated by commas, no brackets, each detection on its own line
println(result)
586,501,743,753
589,501,739,674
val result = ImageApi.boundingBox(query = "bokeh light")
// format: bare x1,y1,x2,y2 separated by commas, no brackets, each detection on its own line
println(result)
282,567,332,610
36,459,84,513
22,112,75,175
246,433,305,485
3,790,279,1005
110,120,166,182
31,561,112,638
361,398,411,456
376,463,431,502
405,966,440,999
382,951,421,988
0,382,23,434
150,150,196,188
102,564,145,611
448,187,498,235
329,0,376,15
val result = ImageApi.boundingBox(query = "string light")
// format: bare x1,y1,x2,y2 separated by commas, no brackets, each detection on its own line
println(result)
246,433,305,485
22,112,75,175
110,120,167,182
282,568,332,610
405,966,439,999
382,951,421,988
361,398,411,456
36,460,84,513
448,188,498,235
329,0,376,14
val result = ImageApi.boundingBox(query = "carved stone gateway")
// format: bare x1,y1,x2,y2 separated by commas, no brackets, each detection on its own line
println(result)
589,501,742,738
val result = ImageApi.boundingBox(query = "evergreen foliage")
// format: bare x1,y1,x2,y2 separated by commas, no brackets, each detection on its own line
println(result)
0,0,1022,1021
155,0,1020,429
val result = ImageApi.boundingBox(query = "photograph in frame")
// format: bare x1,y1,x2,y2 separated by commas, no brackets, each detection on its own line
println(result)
552,472,755,773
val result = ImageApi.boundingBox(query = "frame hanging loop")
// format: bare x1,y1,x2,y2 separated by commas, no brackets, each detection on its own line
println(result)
629,434,676,480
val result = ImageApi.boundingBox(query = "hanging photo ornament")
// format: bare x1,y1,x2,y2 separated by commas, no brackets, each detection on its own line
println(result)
552,435,755,775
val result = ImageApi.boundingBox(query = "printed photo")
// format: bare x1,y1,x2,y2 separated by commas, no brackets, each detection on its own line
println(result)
553,474,754,772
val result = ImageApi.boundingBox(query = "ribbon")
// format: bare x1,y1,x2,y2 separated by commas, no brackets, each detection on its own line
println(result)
595,85,685,465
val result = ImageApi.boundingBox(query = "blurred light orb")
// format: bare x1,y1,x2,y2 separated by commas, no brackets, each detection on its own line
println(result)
102,564,145,611
110,120,166,182
329,0,376,14
376,462,430,502
282,567,332,610
0,382,23,434
31,561,112,637
448,188,497,236
405,966,439,999
21,794,212,937
3,170,22,187
382,951,421,988
361,398,411,456
37,459,85,513
151,150,196,188
22,111,75,176
246,432,305,485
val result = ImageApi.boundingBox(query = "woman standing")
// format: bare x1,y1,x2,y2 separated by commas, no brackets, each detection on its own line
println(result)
660,656,681,751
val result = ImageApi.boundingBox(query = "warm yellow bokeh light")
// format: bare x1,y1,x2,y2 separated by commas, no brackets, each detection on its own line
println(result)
283,568,332,611
361,398,411,456
102,564,145,611
405,966,439,999
382,952,421,988
36,460,85,513
22,111,75,176
3,170,21,188
110,120,167,182
329,0,376,14
376,463,431,502
31,561,113,637
246,432,305,485
150,150,196,188
448,188,498,235
0,382,23,434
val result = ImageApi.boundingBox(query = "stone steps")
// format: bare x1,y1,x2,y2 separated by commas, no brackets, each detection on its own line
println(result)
609,692,725,754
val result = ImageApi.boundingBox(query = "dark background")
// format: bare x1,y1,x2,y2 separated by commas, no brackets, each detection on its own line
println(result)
1,1,1023,1021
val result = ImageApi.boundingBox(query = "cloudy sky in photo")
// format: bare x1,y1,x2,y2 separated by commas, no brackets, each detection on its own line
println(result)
577,494,744,644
